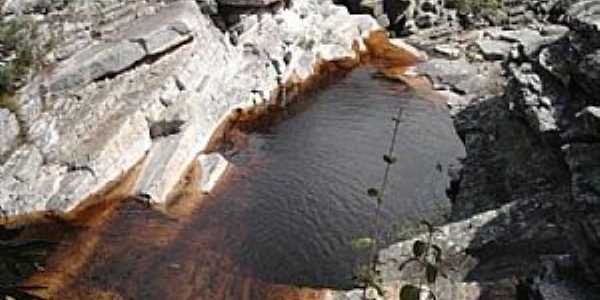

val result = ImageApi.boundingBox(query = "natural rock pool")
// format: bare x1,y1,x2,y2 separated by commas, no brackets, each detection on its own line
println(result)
19,68,465,299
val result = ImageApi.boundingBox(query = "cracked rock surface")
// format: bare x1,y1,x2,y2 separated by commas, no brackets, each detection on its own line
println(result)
0,0,381,216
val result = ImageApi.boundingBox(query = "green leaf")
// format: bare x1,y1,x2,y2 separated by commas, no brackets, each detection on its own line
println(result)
383,154,397,164
426,263,438,283
400,285,420,300
412,240,427,258
351,237,375,251
367,188,379,198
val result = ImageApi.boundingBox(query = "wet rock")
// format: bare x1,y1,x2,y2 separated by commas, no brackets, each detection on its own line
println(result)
197,153,229,193
0,109,19,158
475,39,512,60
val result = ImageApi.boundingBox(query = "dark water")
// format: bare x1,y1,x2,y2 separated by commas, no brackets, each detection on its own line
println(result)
22,67,465,299
212,68,465,287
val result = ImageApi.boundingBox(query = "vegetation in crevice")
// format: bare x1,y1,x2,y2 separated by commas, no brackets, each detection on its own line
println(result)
350,103,402,298
0,17,56,103
350,95,452,299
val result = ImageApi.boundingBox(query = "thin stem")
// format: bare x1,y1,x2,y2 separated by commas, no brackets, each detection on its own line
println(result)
368,106,403,271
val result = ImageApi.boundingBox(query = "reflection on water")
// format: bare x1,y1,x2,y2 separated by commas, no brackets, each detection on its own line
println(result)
216,68,464,287
20,68,464,299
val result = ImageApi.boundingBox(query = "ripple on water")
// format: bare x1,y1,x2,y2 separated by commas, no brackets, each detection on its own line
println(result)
24,67,465,299
214,67,465,287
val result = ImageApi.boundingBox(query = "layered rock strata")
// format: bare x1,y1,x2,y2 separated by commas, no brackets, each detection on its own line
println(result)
0,0,385,217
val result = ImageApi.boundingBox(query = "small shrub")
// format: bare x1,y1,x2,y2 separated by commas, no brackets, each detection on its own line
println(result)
447,0,503,15
0,93,19,113
0,17,47,95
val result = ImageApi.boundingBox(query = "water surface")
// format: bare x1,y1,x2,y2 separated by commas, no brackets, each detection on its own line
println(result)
22,67,465,299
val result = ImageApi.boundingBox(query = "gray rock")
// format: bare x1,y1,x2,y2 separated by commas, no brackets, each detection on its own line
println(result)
1,0,52,15
565,143,600,205
128,0,381,205
197,153,229,193
498,28,560,57
117,1,200,55
566,0,600,32
540,24,570,37
217,0,281,6
433,44,461,58
475,39,512,60
0,109,19,158
49,41,147,91
415,58,477,89
575,50,600,98
564,106,600,142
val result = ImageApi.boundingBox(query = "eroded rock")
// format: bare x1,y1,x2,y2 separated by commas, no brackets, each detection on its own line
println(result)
197,153,229,193
476,39,512,60
0,109,19,159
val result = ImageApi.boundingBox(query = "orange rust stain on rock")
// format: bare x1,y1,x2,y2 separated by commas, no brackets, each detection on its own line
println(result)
9,30,429,300
362,31,422,68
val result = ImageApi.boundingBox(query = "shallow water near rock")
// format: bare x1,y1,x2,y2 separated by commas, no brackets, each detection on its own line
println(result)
21,68,465,299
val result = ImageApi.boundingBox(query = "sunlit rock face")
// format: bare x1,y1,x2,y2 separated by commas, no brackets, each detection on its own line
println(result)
0,0,392,217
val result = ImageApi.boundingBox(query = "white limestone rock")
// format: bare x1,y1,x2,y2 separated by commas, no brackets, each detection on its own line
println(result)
197,153,229,193
0,0,382,216
0,109,19,158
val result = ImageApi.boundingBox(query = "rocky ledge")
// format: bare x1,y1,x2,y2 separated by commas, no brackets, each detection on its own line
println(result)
0,0,405,218
333,0,600,299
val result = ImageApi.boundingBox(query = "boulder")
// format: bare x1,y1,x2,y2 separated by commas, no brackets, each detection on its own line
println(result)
475,39,512,60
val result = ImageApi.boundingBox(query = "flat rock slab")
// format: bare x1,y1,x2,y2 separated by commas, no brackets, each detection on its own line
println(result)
49,41,147,91
197,153,229,193
415,58,477,88
217,0,281,6
476,39,512,60
434,44,461,58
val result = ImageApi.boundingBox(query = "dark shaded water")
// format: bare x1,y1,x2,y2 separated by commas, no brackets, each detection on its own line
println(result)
17,68,465,299
213,68,465,287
